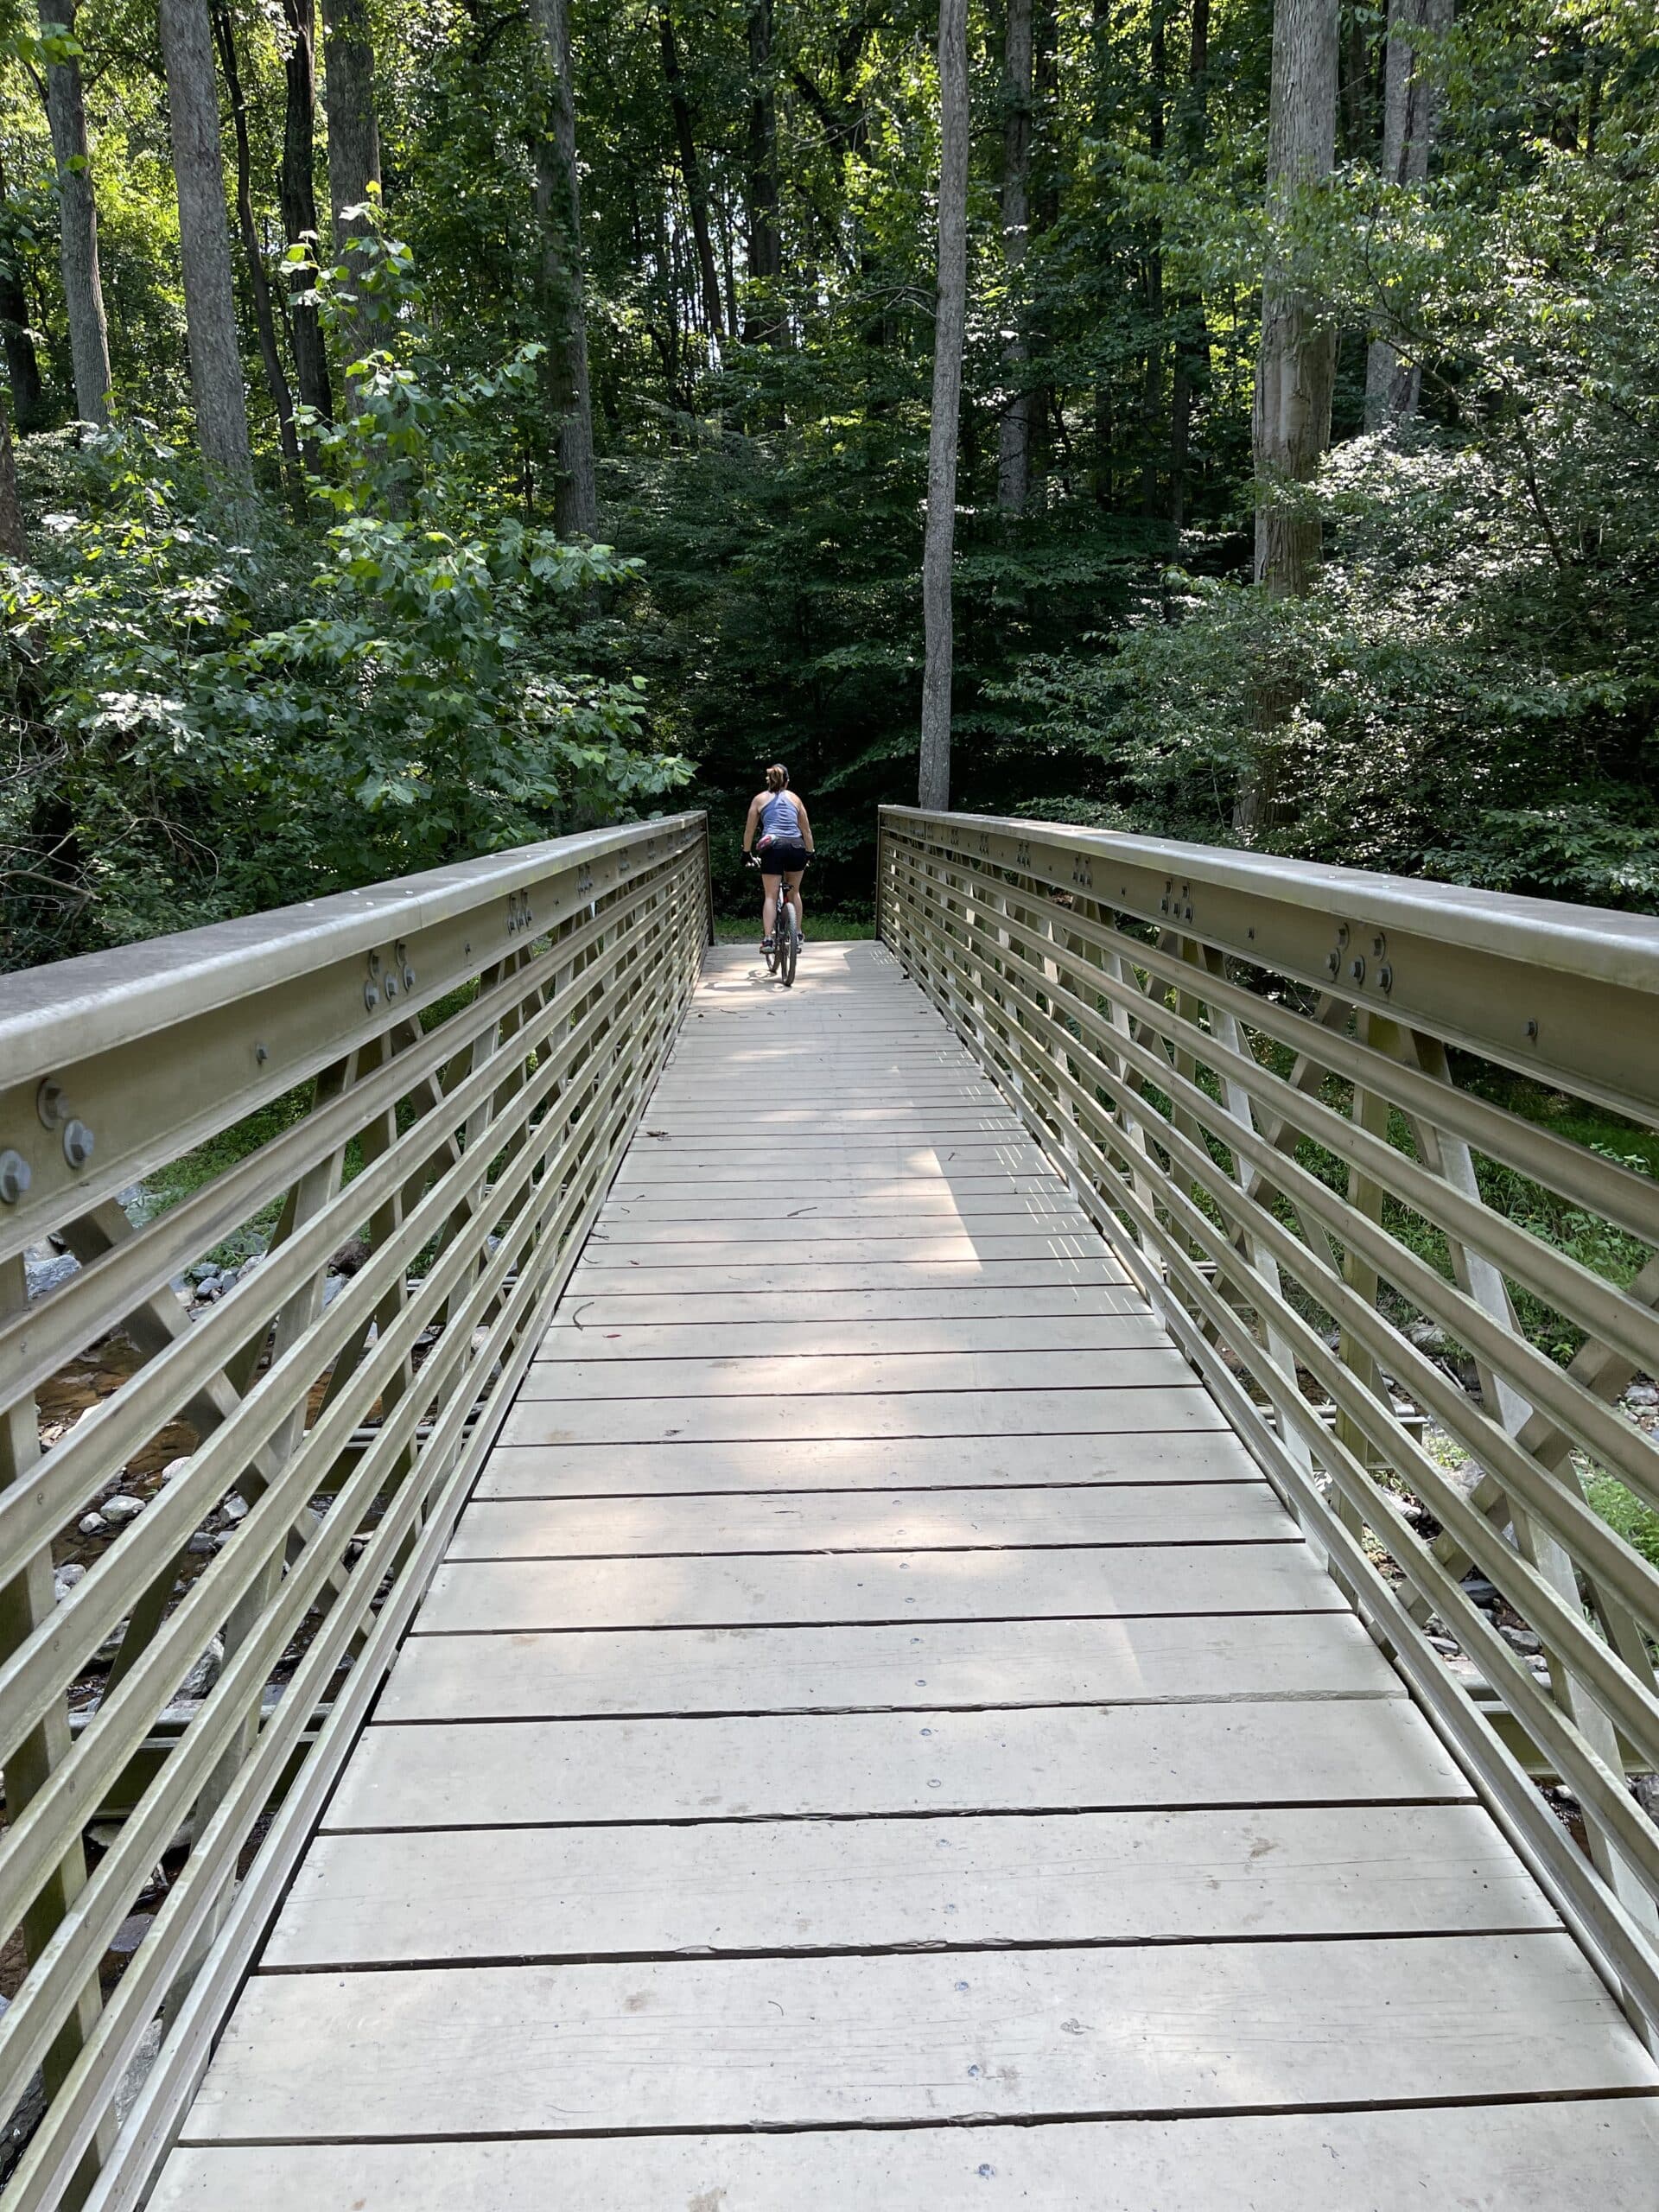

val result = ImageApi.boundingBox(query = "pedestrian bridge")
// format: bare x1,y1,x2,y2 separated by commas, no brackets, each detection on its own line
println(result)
2,808,1658,2208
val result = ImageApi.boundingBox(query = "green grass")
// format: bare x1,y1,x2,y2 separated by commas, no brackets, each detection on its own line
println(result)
711,908,877,944
1586,1476,1659,1569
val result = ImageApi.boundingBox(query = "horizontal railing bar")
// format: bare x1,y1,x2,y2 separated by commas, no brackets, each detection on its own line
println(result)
0,868,674,1410
905,849,1659,1251
0,815,703,1080
974,872,1659,1382
890,847,1659,1529
0,823,702,1265
883,809,1659,1129
0,874,687,1597
880,808,1659,997
0,868,692,1819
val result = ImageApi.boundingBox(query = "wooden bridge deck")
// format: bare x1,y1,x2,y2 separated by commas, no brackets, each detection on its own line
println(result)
153,942,1659,2207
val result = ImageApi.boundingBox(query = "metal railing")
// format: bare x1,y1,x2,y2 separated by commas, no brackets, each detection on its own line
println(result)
0,813,709,2208
878,804,1659,2048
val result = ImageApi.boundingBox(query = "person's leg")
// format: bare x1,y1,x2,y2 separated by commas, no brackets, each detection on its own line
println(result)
761,873,781,944
785,868,805,941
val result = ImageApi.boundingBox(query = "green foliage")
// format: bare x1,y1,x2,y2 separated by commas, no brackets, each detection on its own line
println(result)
1586,1476,1659,1573
3,0,1657,949
0,224,687,963
994,16,1659,902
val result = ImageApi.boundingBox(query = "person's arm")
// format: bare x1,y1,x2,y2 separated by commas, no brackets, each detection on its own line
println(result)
793,796,815,853
741,796,760,855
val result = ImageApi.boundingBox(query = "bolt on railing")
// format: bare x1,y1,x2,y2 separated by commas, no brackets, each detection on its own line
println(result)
0,814,710,2209
879,804,1659,2050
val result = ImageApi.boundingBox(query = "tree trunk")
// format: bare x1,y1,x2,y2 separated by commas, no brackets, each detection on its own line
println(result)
1140,1,1167,518
530,0,598,536
744,0,783,342
995,0,1033,513
156,0,254,486
279,0,333,427
1020,0,1058,504
1236,0,1338,836
1168,0,1210,527
0,391,27,556
321,0,381,381
1363,0,1449,424
0,177,46,435
918,0,969,812
658,7,725,340
213,3,302,499
38,0,111,425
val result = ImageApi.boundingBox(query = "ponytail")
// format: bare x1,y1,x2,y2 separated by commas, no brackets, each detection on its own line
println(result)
765,764,789,792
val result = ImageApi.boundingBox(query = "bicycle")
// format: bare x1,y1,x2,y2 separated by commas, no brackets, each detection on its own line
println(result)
747,852,800,988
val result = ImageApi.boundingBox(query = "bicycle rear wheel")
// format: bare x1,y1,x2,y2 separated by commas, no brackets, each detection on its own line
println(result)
779,903,798,987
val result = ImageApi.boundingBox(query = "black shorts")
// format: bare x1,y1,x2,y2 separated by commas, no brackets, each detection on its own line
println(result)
759,842,810,874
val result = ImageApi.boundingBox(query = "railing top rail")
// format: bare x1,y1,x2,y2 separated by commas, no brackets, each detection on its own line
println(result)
0,812,707,1083
881,806,1659,996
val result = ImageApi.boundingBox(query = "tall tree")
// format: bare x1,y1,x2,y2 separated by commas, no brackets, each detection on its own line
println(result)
212,3,302,498
996,0,1033,512
1364,0,1450,424
918,0,969,811
321,0,382,380
744,0,783,343
0,156,46,433
279,0,333,427
658,6,725,340
37,0,111,425
1236,0,1338,835
531,0,598,535
1167,0,1211,528
0,391,27,556
156,0,254,484
1140,0,1167,516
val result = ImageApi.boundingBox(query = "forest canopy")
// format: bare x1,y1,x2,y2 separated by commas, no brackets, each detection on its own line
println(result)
0,0,1655,965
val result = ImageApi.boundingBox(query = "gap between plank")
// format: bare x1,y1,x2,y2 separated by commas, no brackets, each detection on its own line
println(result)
175,2082,1659,2152
254,1925,1564,1980
369,1690,1406,1727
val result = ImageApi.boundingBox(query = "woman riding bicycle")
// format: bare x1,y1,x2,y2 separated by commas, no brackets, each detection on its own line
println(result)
742,765,814,955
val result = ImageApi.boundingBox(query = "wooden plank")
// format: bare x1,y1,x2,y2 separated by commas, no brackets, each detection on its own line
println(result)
264,1802,1555,1968
564,1264,1132,1298
374,1611,1401,1721
573,1234,1109,1271
534,1314,1167,1359
322,1695,1476,1829
647,1106,1026,1125
617,1147,1058,1178
499,1386,1223,1447
479,1428,1265,1497
448,1482,1289,1557
590,1205,1094,1243
514,1348,1194,1402
179,1936,1654,2142
599,1188,1077,1220
607,1173,1071,1200
655,1082,1001,1102
150,2101,1659,2212
554,1284,1147,1328
628,1140,1050,1162
415,1541,1337,1632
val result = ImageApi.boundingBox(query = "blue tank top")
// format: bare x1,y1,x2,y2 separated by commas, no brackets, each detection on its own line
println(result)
759,791,798,843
